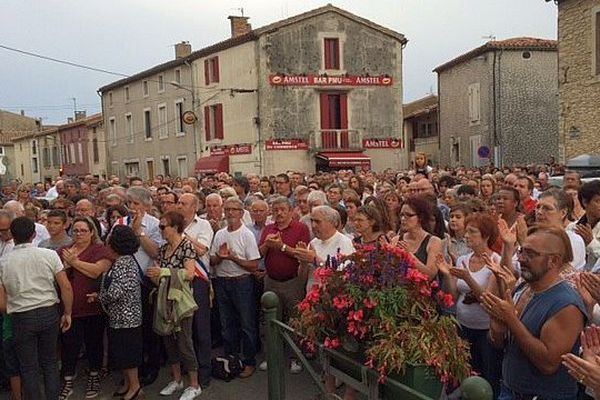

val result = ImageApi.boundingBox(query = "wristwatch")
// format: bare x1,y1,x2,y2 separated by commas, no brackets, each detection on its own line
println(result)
281,244,287,253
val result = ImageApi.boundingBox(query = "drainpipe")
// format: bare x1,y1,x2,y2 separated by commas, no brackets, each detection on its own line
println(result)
254,40,263,175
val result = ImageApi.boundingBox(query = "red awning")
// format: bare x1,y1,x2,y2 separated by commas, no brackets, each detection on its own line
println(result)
195,154,229,174
316,152,371,168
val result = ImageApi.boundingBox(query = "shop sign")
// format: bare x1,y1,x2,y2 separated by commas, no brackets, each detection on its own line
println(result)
362,138,403,149
265,139,309,151
269,74,393,87
210,143,252,156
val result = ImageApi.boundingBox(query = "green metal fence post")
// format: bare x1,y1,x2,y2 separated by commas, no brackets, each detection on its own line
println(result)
460,376,494,400
262,291,285,400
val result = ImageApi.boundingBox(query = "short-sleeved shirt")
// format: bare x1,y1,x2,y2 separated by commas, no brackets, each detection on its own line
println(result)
39,236,73,251
114,213,165,272
260,221,310,281
58,243,114,318
0,243,64,314
210,225,261,277
158,238,197,270
184,216,213,273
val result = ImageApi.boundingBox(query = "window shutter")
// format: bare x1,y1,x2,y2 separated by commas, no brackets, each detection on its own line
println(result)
204,60,210,85
213,57,220,83
204,106,211,141
319,93,330,129
340,93,348,129
324,39,332,69
215,104,224,139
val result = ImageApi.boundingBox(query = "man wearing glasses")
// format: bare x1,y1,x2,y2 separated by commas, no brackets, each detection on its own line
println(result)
481,225,586,400
209,197,260,378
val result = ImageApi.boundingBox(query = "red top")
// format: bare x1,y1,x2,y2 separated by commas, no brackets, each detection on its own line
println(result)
260,221,310,281
523,197,538,215
59,243,114,318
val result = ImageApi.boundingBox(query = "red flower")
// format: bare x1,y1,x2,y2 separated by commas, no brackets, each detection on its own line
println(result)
437,291,455,307
305,287,321,303
324,337,341,349
347,309,364,322
333,295,354,310
406,268,429,284
363,297,378,309
314,267,334,282
298,300,311,312
365,357,376,369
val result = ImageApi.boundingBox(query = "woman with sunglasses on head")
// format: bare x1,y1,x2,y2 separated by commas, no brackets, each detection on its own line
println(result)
145,211,201,400
58,217,114,400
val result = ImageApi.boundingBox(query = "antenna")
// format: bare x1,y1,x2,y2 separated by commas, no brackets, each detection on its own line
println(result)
482,34,496,41
232,7,244,16
71,97,77,114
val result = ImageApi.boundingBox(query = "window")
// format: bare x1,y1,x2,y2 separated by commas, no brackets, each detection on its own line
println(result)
158,104,168,139
158,75,165,92
125,162,140,177
125,113,133,143
20,163,23,177
143,80,149,97
32,158,38,174
109,117,117,146
77,143,83,165
125,86,130,102
162,157,170,176
319,92,348,148
52,145,59,167
69,143,76,164
43,148,50,168
92,138,99,163
175,100,185,135
178,157,188,178
595,9,600,75
324,38,340,70
468,83,480,125
147,160,154,180
204,104,223,140
108,92,113,107
144,109,152,140
31,140,37,155
174,69,181,84
204,56,220,85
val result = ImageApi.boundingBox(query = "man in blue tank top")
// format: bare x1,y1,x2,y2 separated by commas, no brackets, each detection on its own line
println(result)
481,225,587,400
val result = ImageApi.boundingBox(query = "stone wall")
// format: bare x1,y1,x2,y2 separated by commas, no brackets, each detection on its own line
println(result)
557,0,600,161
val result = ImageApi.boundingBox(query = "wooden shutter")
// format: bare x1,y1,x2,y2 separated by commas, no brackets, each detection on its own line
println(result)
340,93,348,147
324,39,332,70
204,106,211,141
212,57,220,83
215,104,224,139
324,39,339,69
204,60,210,85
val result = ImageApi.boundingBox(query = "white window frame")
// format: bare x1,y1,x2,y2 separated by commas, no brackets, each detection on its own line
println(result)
69,143,76,164
174,69,181,84
158,103,168,139
78,142,83,165
31,139,37,155
177,156,188,178
108,91,113,107
146,158,155,180
175,98,185,137
317,32,347,75
143,80,149,97
161,156,170,176
468,83,481,126
124,86,130,103
109,117,117,146
158,74,165,93
143,107,152,141
125,112,134,144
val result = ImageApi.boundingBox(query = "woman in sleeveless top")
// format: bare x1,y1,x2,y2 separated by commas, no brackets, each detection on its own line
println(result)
352,204,386,247
395,195,442,279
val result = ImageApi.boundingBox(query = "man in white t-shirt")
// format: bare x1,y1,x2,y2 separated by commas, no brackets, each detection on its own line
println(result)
295,205,355,292
210,197,260,378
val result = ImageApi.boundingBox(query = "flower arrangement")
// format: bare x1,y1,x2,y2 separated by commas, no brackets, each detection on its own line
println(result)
291,243,472,385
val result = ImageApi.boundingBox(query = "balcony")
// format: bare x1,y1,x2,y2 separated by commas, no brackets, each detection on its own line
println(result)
309,129,362,151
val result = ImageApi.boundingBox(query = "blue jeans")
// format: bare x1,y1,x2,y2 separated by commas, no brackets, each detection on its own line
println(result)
214,275,257,367
12,305,60,400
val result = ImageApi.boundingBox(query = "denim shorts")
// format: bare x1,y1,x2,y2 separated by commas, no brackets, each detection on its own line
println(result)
3,337,20,377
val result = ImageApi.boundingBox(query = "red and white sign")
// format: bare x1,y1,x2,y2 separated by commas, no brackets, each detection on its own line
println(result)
362,138,403,149
210,143,252,156
269,74,393,87
265,139,309,151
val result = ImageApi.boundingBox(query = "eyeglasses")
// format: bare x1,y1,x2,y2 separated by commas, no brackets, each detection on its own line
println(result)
250,209,268,213
517,247,557,260
224,207,243,212
73,229,90,234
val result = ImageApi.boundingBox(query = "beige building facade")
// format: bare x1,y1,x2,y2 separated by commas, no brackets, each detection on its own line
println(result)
548,0,600,161
403,95,439,166
13,127,61,184
99,5,407,179
0,109,42,182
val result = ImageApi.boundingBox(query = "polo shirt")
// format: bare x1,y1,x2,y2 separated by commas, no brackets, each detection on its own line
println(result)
259,220,310,281
184,215,214,272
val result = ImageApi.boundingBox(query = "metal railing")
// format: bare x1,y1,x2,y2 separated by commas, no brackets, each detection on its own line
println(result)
261,291,493,400
309,129,362,151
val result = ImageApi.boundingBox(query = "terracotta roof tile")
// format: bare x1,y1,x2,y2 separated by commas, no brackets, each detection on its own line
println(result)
434,37,557,73
403,95,438,119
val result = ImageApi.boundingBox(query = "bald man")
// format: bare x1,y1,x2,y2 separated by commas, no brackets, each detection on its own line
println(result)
3,200,50,246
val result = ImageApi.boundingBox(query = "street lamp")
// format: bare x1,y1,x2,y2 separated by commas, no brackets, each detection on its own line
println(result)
170,81,200,162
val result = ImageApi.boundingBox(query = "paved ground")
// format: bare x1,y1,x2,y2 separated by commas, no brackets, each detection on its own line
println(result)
0,362,321,400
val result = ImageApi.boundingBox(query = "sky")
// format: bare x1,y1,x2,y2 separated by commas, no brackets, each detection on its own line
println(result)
0,0,557,125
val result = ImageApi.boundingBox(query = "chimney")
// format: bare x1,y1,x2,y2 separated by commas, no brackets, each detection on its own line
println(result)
175,41,192,59
74,110,87,121
228,16,251,38
67,117,74,123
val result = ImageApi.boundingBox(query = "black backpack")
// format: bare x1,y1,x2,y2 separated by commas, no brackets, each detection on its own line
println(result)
211,355,244,382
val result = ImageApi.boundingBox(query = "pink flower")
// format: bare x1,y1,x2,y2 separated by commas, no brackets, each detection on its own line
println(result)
364,357,375,369
406,268,429,284
333,295,354,310
437,291,455,307
347,309,364,322
363,297,378,309
298,300,311,312
305,288,321,304
324,337,340,349
314,267,334,282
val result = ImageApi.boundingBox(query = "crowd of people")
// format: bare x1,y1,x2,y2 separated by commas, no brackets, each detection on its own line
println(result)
0,156,599,400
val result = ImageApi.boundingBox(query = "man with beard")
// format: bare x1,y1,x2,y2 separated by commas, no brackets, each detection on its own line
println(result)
481,225,586,400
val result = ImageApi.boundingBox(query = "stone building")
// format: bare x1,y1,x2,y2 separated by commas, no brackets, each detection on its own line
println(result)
0,109,42,182
435,38,558,168
99,4,407,179
13,127,61,184
546,0,600,161
59,113,104,178
403,95,439,166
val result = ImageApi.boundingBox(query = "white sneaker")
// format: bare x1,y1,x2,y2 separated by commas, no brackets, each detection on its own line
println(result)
259,360,268,371
179,386,202,400
160,380,184,396
290,359,303,374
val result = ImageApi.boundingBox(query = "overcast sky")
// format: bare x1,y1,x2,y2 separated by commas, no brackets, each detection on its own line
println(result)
0,0,557,125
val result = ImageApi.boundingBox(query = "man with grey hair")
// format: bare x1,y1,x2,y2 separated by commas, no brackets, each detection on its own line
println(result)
118,186,164,385
3,200,50,247
0,210,14,257
209,197,260,378
300,190,327,239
